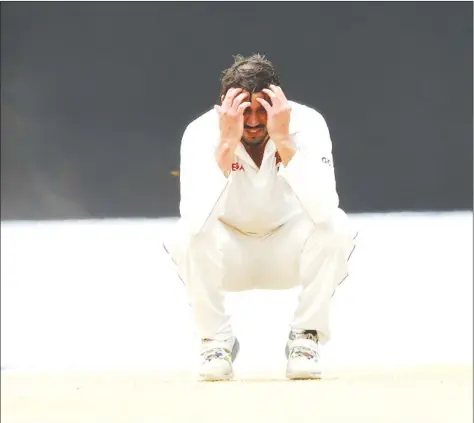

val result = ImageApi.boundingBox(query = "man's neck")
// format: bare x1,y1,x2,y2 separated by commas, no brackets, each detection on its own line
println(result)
242,136,270,168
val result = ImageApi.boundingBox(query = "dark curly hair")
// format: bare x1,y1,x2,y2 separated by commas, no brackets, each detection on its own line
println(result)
219,54,281,97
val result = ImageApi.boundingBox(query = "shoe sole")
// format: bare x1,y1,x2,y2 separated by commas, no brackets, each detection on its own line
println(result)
199,370,234,381
286,370,322,380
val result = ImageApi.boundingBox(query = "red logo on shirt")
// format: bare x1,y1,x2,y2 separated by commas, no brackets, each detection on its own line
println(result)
231,162,244,171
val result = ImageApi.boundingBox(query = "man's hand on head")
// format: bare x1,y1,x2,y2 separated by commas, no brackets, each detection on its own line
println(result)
257,85,296,165
215,88,251,147
214,88,251,175
256,84,291,144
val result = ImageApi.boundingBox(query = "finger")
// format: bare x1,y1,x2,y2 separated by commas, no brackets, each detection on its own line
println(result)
221,89,235,108
262,89,279,106
262,88,277,99
214,105,222,115
232,92,249,110
222,88,242,108
256,97,272,112
270,84,287,100
237,101,251,113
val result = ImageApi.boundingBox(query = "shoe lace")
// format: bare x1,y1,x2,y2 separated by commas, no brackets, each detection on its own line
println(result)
289,329,318,342
201,340,232,363
201,347,230,362
289,330,320,360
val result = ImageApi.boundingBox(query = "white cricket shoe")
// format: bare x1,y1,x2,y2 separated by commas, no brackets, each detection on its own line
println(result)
285,329,322,380
199,336,240,381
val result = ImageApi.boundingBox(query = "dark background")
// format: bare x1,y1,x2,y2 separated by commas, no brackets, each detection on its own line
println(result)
1,2,472,220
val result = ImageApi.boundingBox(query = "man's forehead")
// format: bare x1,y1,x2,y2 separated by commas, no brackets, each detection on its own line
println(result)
244,91,270,102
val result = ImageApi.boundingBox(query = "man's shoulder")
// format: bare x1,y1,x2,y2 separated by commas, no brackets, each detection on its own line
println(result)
184,108,218,135
289,100,325,120
288,101,326,133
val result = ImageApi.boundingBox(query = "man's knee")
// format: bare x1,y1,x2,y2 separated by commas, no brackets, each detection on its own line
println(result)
307,209,354,253
165,220,237,266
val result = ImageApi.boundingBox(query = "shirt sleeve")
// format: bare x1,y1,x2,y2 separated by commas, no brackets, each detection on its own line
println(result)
278,109,340,225
179,122,231,235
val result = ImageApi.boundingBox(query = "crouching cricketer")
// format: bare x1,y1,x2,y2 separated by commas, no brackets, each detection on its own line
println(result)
164,54,357,381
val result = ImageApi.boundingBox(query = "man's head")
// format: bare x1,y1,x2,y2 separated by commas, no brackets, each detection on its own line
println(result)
220,54,281,145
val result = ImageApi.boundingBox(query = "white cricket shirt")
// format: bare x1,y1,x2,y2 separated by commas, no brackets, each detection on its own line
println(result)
178,101,341,236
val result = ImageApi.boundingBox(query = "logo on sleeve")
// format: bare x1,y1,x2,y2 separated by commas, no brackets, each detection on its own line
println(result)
321,157,333,167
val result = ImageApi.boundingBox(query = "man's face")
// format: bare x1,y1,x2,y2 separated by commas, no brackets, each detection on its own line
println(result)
241,91,269,145
221,90,270,145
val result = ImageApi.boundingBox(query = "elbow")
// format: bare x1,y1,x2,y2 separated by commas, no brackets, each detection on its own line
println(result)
307,191,340,225
179,202,204,236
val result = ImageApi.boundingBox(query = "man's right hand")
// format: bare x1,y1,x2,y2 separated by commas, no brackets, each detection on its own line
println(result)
214,88,250,175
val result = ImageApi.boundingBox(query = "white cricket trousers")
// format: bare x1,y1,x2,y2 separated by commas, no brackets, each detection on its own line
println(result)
165,209,356,345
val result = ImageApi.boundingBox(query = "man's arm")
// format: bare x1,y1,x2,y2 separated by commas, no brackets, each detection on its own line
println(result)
256,85,339,225
278,110,339,225
179,89,250,235
179,122,230,235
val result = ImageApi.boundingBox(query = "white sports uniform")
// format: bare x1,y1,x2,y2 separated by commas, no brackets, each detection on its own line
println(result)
164,101,357,345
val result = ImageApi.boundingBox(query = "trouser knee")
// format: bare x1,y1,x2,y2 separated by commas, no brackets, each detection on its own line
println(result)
306,211,354,255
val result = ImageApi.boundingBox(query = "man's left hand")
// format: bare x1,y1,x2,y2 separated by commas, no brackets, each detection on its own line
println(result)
257,85,296,165
256,84,292,144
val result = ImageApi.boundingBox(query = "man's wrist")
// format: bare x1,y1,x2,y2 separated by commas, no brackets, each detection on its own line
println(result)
215,141,237,177
274,137,297,166
218,136,239,149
